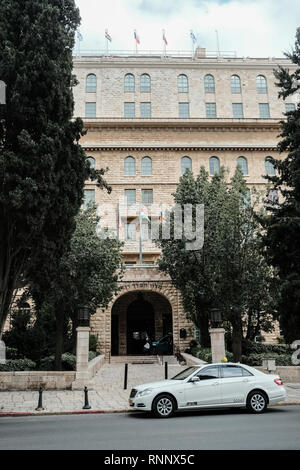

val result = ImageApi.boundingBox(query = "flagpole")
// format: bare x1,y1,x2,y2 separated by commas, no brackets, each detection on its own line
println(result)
215,30,220,57
134,29,138,55
190,30,194,57
139,206,143,265
105,29,108,56
162,29,166,56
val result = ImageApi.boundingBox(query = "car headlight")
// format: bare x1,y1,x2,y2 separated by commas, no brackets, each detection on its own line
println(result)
136,388,153,397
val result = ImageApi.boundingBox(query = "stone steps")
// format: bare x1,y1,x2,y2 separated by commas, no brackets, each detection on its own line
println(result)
108,355,159,364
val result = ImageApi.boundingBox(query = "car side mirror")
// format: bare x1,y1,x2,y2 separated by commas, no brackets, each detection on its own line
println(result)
189,376,200,383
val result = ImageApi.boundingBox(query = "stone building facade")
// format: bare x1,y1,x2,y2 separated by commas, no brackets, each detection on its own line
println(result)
72,48,298,356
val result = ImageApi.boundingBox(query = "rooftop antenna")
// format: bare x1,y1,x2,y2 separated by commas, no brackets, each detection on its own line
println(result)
215,30,220,57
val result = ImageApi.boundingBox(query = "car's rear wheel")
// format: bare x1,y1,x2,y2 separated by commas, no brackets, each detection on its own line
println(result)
152,394,175,418
247,391,267,413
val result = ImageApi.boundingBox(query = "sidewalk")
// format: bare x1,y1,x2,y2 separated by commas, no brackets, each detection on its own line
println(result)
0,362,184,415
0,362,300,416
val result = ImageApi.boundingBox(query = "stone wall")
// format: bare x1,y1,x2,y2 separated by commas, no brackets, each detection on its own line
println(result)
0,371,76,391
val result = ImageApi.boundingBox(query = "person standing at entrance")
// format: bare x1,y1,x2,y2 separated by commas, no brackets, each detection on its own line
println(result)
143,337,151,355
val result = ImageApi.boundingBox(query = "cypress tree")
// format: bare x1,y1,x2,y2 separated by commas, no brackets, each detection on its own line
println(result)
0,0,108,334
263,28,300,342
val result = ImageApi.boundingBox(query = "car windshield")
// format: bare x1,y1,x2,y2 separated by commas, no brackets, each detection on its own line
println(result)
171,366,200,380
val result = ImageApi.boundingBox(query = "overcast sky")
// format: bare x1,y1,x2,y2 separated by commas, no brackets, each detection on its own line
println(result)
74,0,299,57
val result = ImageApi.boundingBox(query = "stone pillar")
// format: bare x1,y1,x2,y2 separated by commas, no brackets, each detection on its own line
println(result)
209,328,226,363
72,327,91,390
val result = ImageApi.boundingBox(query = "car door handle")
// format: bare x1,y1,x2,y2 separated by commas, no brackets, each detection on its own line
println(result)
212,382,219,386
243,379,249,382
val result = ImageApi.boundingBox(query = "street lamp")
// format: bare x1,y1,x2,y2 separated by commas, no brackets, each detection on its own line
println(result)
209,307,222,328
77,305,91,327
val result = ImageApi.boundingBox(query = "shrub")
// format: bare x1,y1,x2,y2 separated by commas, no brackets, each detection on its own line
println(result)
89,335,100,354
242,339,292,356
190,347,233,363
242,353,293,367
0,358,36,371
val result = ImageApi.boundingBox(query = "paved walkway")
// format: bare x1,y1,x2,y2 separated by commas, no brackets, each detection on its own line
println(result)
0,362,300,415
0,362,185,414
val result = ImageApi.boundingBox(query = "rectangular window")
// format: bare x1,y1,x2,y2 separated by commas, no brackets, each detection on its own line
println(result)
85,102,96,118
140,102,151,118
259,103,270,118
124,102,135,118
285,103,295,113
126,223,136,241
141,189,153,205
179,102,190,118
83,189,95,208
232,103,244,118
205,102,217,118
125,189,136,205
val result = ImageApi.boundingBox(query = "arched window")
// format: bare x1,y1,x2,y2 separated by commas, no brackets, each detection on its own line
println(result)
124,74,135,92
87,156,95,169
265,157,275,176
86,74,97,93
181,156,192,174
178,74,189,93
124,156,136,175
237,156,248,175
256,75,267,94
231,75,241,93
209,156,220,175
204,74,215,93
141,157,152,175
140,74,151,92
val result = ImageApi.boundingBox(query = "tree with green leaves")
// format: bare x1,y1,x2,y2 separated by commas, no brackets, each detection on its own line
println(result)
263,28,300,343
0,0,110,335
157,167,274,361
28,205,123,369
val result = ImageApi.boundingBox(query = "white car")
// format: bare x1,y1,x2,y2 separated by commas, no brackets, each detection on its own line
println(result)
129,362,286,418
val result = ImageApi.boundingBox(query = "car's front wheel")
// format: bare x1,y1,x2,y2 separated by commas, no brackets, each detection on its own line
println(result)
152,394,176,418
247,390,267,413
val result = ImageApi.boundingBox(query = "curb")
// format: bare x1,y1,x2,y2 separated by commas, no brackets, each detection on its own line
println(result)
1,403,300,417
0,409,131,417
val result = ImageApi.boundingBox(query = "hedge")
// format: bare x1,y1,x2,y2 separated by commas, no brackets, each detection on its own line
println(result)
0,359,36,371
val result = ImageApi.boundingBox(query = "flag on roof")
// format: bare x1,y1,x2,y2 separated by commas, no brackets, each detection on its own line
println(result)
105,30,112,42
190,30,197,44
77,30,83,41
134,30,140,44
162,30,167,45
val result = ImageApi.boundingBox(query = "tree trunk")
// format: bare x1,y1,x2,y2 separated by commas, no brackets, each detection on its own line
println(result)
231,319,243,362
198,315,210,348
55,313,64,371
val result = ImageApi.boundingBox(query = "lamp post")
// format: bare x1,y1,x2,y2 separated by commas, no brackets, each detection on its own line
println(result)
209,308,222,328
209,307,226,363
77,305,91,327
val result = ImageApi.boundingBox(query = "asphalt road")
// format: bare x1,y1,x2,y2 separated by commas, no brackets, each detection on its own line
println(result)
0,406,299,451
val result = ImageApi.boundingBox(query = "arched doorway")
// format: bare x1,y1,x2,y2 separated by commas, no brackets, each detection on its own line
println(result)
111,290,173,356
127,293,154,354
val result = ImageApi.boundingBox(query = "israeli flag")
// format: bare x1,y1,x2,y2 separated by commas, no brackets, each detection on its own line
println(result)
190,31,197,44
77,30,83,41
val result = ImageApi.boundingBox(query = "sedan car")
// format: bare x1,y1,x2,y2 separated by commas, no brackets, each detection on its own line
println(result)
129,362,286,418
